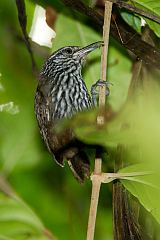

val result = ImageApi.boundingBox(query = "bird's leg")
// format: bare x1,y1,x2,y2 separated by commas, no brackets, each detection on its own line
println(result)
91,80,111,106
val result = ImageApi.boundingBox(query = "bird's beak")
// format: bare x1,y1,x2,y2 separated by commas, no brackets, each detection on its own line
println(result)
74,41,104,58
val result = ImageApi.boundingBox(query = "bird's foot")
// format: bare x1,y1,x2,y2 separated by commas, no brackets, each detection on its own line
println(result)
91,79,112,106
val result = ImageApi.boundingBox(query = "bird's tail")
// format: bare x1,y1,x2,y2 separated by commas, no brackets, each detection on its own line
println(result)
54,146,90,183
67,150,90,183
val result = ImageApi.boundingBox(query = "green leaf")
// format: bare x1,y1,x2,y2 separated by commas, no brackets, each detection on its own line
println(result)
119,164,160,225
66,83,160,159
145,18,160,38
134,0,160,17
0,191,54,240
120,0,160,37
121,11,142,34
132,0,160,37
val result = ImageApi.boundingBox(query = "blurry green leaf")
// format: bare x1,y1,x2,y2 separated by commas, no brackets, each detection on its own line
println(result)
145,18,160,38
10,169,94,240
134,0,160,17
121,11,142,34
0,186,55,240
119,163,160,225
55,82,160,171
130,0,160,37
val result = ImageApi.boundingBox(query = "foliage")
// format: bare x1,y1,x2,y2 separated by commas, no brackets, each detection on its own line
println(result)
119,164,160,225
0,190,52,240
0,0,160,239
121,0,160,37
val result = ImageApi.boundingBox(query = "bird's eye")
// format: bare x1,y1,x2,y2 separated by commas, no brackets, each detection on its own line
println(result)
65,48,73,55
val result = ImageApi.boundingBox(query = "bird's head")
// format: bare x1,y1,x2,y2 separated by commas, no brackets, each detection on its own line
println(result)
41,41,103,77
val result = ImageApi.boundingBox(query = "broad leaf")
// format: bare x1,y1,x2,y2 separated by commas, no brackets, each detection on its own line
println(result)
119,164,160,225
121,11,142,34
132,0,160,37
0,190,55,240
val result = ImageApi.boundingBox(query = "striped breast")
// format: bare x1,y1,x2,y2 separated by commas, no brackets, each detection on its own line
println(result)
49,70,92,120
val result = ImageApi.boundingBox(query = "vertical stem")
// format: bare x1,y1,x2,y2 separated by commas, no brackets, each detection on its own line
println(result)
97,1,112,125
101,1,112,81
86,1,112,240
86,158,101,240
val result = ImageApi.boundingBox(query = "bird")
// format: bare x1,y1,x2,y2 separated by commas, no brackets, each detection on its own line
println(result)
34,41,106,183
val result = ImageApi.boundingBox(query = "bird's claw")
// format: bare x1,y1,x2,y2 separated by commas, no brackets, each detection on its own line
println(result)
91,79,111,106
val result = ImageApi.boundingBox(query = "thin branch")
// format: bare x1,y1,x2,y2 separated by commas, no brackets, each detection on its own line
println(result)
86,2,113,240
15,0,37,75
108,0,160,24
